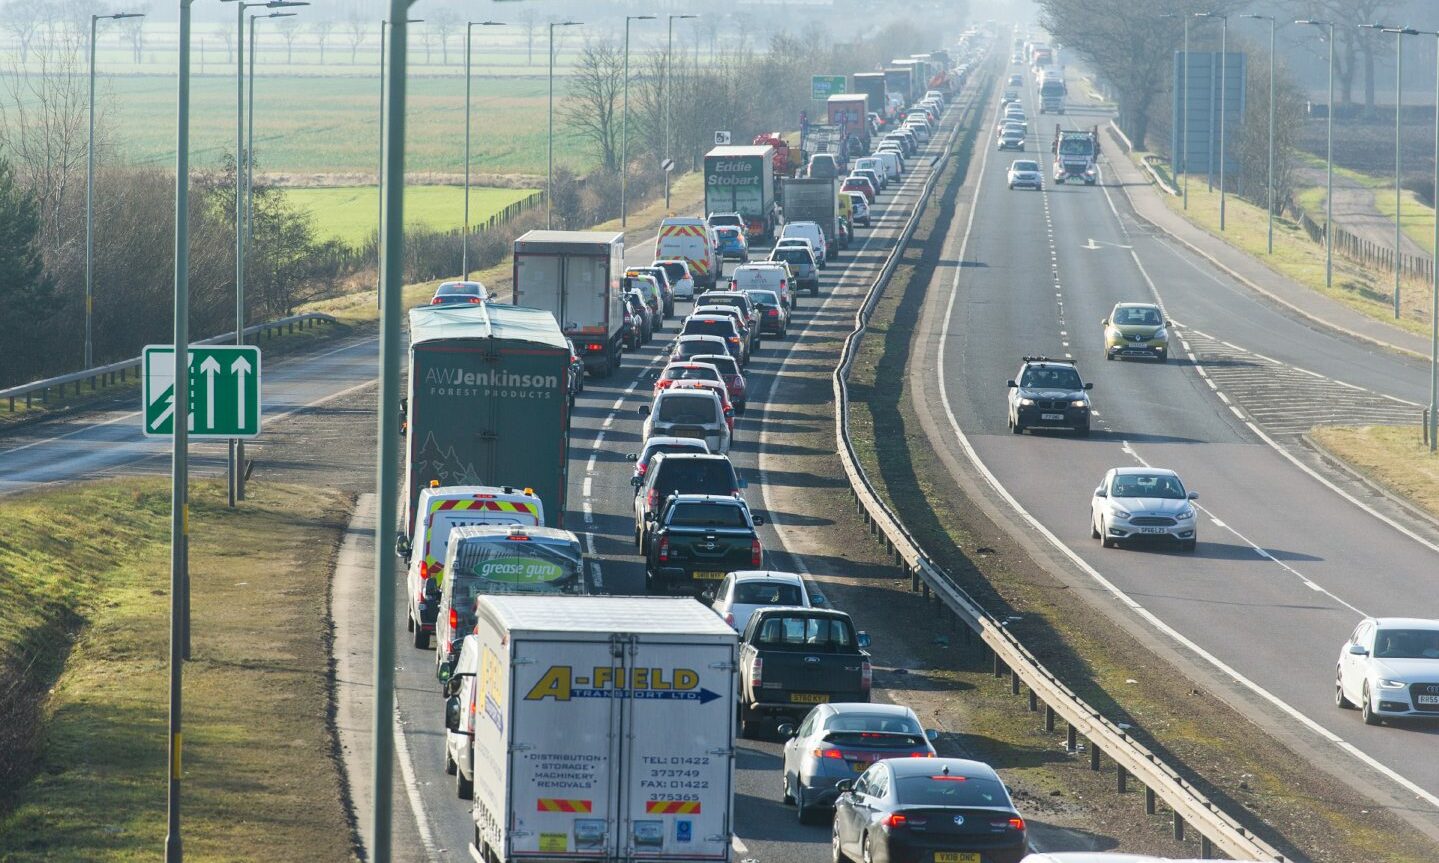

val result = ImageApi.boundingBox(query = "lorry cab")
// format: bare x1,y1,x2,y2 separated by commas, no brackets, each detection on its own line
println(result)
435,524,588,683
403,484,544,649
657,217,722,291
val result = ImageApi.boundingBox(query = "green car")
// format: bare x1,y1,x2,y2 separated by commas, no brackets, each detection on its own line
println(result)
1103,302,1171,362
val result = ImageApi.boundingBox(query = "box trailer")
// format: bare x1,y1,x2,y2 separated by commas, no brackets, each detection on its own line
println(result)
826,93,869,151
466,595,738,863
883,66,916,107
703,145,778,243
851,73,890,123
512,230,626,378
782,177,840,252
403,304,571,536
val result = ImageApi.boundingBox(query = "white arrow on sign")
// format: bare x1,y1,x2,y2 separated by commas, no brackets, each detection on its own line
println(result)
231,354,252,424
199,355,222,429
151,387,174,432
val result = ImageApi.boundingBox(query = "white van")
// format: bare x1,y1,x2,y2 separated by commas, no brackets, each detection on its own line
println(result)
657,217,721,291
730,263,795,310
780,221,828,268
402,484,544,649
874,149,903,179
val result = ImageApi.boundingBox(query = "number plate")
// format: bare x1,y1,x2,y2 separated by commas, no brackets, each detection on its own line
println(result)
1138,527,1167,534
933,854,980,863
1040,413,1065,421
692,571,727,580
1418,695,1439,705
851,761,871,773
790,693,830,704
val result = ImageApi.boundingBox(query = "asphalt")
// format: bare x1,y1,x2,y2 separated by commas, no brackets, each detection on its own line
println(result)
908,65,1439,842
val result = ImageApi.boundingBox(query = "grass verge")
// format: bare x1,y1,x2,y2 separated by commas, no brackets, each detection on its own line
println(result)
287,185,540,247
0,478,353,861
1310,424,1439,520
845,88,1439,863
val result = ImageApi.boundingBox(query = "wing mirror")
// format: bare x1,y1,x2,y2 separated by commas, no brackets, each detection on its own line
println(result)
751,515,766,526
631,476,644,487
1006,380,1017,388
1094,488,1108,498
626,453,639,462
777,723,798,738
836,779,856,794
648,371,661,380
638,405,652,417
1187,491,1199,500
925,728,940,741
1083,382,1093,390
395,533,412,561
444,695,462,733
1348,643,1369,656
1101,318,1108,325
857,631,871,649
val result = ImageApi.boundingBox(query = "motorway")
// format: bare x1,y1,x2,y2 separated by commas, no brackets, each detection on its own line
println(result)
383,84,978,862
908,63,1439,838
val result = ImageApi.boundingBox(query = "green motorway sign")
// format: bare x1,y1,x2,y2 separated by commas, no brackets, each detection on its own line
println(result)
143,345,262,439
811,75,846,101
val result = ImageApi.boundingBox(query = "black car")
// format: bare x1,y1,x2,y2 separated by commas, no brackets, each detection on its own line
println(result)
632,452,745,552
624,291,653,347
833,758,1028,863
645,493,764,595
1006,356,1093,436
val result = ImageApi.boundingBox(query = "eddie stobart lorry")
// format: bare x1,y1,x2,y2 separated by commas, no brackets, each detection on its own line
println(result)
462,595,738,863
703,145,779,243
402,303,572,539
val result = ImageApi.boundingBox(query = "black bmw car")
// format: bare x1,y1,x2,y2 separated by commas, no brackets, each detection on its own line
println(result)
832,758,1028,863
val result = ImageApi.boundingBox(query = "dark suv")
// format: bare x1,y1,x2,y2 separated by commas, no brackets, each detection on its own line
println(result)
1006,356,1093,436
632,452,746,552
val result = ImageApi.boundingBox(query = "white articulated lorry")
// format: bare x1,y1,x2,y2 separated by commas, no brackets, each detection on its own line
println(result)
463,595,738,863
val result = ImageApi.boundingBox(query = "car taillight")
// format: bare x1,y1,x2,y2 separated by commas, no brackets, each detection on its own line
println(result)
449,608,458,632
766,309,778,317
811,748,845,759
636,463,648,476
751,538,762,567
647,489,658,510
729,336,740,344
429,297,444,305
587,343,603,352
657,536,669,562
1007,817,1025,831
861,659,872,691
419,560,429,581
909,751,936,757
468,297,483,304
724,612,735,627
885,813,912,829
750,656,762,689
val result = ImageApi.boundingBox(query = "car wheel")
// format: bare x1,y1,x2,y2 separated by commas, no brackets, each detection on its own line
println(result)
1105,351,1114,361
1101,519,1117,548
1076,423,1090,438
412,621,429,650
1336,671,1356,709
1010,419,1023,434
407,614,414,633
445,749,458,775
457,766,474,800
1362,684,1382,725
1181,538,1197,552
832,823,849,863
862,833,875,863
782,773,795,806
1090,514,1101,540
1157,349,1169,362
739,716,760,739
634,523,643,549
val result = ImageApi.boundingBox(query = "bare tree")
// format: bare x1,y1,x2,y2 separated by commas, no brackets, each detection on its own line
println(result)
310,19,334,65
277,17,300,64
2,0,49,62
519,8,539,66
419,23,433,65
122,13,144,64
432,8,459,66
215,23,234,64
562,39,626,172
1303,0,1392,109
345,10,366,64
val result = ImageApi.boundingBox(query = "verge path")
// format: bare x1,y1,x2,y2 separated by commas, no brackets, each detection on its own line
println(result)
1296,164,1431,261
1104,132,1434,359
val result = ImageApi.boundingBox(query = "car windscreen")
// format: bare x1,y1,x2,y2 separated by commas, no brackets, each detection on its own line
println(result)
772,249,812,267
667,502,749,528
658,261,688,281
691,355,739,377
1109,473,1186,499
754,615,856,650
733,581,804,605
675,339,726,360
1012,161,1039,172
664,365,721,383
1372,629,1439,659
656,394,720,424
1060,137,1095,155
1113,306,1161,326
745,291,779,308
1019,366,1081,389
436,283,481,297
895,775,1008,807
823,712,924,735
641,441,707,466
681,317,736,338
654,458,736,496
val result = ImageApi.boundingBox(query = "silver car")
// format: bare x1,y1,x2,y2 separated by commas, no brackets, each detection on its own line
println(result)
1090,467,1198,551
1335,617,1439,725
778,703,937,824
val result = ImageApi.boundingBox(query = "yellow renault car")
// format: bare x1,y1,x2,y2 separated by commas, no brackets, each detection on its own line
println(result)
1103,302,1171,362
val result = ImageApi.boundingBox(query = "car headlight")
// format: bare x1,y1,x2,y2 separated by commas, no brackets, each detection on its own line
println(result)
1018,398,1035,406
1153,328,1167,341
1176,506,1195,520
1111,508,1131,519
1106,327,1121,339
1070,399,1087,408
1378,678,1407,689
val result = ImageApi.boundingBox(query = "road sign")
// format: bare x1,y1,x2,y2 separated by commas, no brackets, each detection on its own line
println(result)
661,158,675,172
714,130,731,145
810,75,845,101
143,345,262,439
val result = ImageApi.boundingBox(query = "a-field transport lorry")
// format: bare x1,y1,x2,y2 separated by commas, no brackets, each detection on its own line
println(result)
826,93,870,151
782,177,840,253
403,303,572,537
464,595,738,863
703,145,778,243
512,230,626,378
1052,126,1101,184
850,73,890,123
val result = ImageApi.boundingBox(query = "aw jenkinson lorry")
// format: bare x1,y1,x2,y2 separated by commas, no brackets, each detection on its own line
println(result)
512,230,626,378
704,145,778,243
403,303,571,537
465,595,738,863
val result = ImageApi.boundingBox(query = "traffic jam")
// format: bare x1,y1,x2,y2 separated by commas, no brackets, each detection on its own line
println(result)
387,27,1200,863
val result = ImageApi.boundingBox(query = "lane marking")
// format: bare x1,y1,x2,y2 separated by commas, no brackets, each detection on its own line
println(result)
393,704,441,858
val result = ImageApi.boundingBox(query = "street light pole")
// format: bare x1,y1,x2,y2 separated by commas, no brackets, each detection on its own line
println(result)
377,17,422,305
1195,12,1228,230
621,14,656,227
1413,29,1439,451
1297,19,1335,288
664,14,696,209
1243,14,1277,253
1364,25,1421,318
463,19,507,279
86,11,144,371
1182,15,1190,210
548,20,582,229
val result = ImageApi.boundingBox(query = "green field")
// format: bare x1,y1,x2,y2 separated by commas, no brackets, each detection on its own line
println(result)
96,73,590,175
288,185,540,246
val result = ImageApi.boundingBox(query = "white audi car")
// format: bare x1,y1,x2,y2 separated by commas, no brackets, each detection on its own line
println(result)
1090,467,1198,551
1336,617,1439,725
1008,160,1043,190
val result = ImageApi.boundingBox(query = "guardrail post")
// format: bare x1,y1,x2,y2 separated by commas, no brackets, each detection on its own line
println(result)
1116,765,1127,793
1200,835,1212,858
1173,814,1185,842
1009,668,1020,695
992,653,1004,678
1066,723,1077,753
910,566,919,591
1089,741,1101,771
921,581,930,600
41,386,48,404
1045,705,1055,732
90,375,96,391
1028,689,1038,712
1145,785,1156,815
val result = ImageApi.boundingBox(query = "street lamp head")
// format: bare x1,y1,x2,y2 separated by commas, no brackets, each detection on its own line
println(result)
478,21,506,26
1242,14,1272,21
671,13,698,20
560,20,582,26
265,0,309,7
631,15,657,21
264,11,296,18
109,12,146,19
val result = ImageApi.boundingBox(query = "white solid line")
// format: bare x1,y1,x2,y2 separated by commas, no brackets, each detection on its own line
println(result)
582,476,593,498
393,705,441,858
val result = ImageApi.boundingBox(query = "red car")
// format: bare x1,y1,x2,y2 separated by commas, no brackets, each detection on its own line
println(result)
841,175,876,204
689,352,747,414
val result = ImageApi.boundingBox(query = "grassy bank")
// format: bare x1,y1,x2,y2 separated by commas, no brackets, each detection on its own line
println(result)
0,479,353,861
288,185,539,247
1310,424,1439,520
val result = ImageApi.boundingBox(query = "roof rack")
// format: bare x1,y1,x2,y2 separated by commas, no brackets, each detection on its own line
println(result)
1021,355,1077,364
